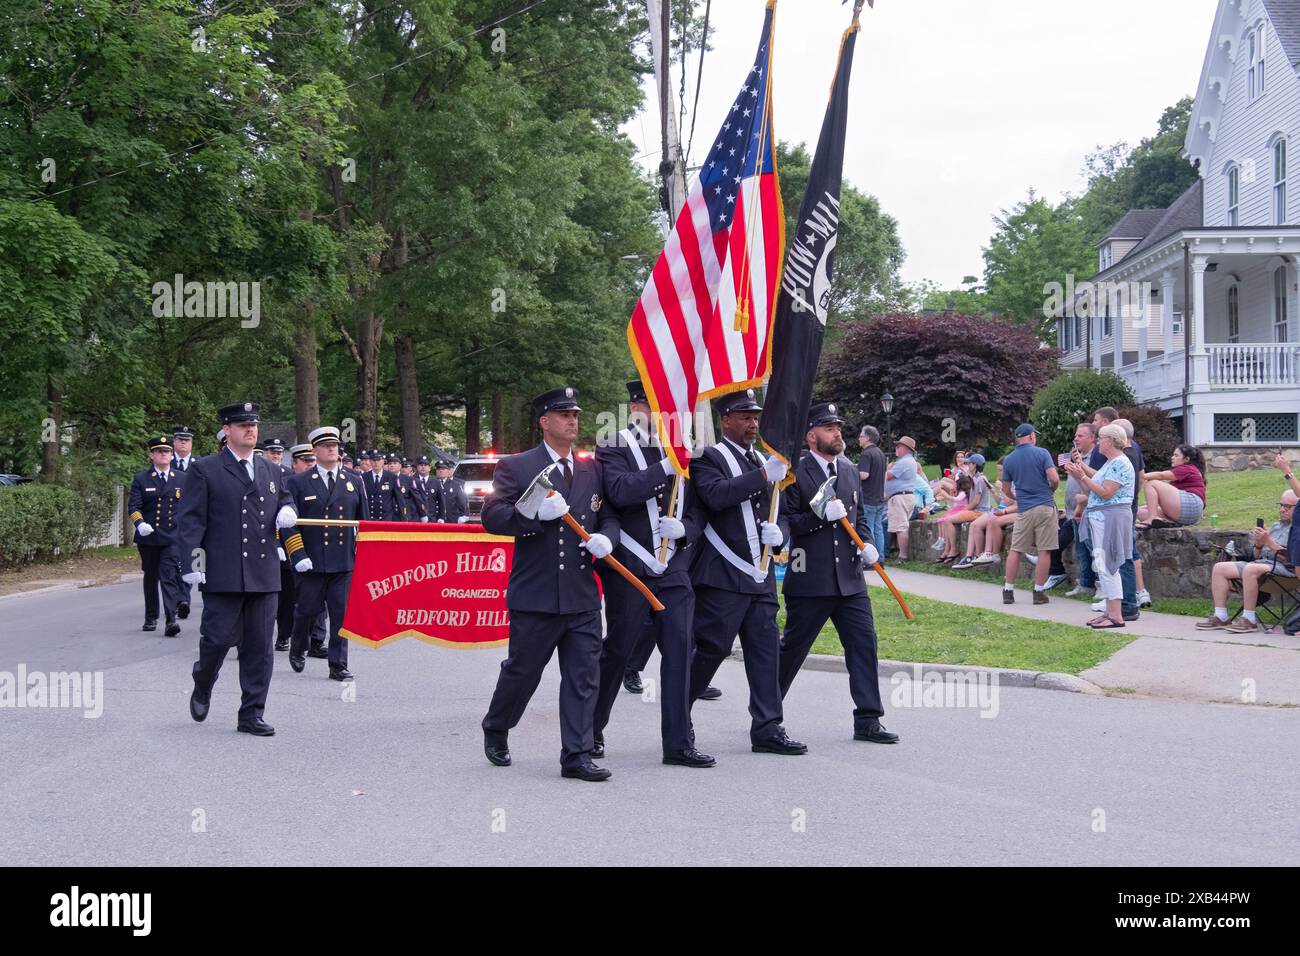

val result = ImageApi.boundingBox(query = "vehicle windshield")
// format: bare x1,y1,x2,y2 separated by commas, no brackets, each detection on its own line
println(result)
456,463,497,481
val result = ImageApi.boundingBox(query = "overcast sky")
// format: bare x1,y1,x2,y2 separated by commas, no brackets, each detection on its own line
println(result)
624,0,1217,288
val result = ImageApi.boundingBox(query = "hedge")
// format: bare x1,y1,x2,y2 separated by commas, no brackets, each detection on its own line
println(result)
0,484,89,569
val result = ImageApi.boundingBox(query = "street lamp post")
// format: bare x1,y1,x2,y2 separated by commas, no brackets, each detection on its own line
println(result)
880,391,894,449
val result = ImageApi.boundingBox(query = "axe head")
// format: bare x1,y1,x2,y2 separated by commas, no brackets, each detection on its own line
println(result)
808,475,839,520
515,463,558,519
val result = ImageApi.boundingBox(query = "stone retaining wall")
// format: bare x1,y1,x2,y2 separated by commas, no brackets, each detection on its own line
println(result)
1204,447,1300,472
904,518,1258,598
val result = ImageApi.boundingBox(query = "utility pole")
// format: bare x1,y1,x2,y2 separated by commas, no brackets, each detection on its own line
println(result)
645,0,712,448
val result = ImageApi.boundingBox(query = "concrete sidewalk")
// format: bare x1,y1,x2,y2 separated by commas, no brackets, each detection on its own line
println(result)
873,566,1300,706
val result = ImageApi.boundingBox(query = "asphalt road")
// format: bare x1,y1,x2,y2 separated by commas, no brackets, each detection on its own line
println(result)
1,581,1297,866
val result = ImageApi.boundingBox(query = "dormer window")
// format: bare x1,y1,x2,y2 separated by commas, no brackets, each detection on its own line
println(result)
1099,245,1113,270
1227,165,1240,226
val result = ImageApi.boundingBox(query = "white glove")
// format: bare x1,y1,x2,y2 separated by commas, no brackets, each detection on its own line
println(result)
421,516,429,522
136,522,154,537
824,499,847,522
858,542,880,566
762,456,788,483
295,557,313,573
657,515,686,540
457,516,469,523
276,506,298,529
277,546,287,562
581,533,613,559
538,492,569,522
660,458,675,476
182,570,205,585
759,521,783,547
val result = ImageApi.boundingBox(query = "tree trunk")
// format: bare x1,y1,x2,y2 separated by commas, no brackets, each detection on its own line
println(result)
41,373,62,483
490,391,503,451
396,332,422,457
294,312,320,442
465,388,481,454
509,393,524,453
356,310,384,451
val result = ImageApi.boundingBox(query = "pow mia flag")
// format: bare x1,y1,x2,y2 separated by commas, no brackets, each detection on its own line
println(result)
759,14,859,479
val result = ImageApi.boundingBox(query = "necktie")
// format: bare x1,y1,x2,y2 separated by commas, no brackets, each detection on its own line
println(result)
176,460,184,472
828,461,837,479
745,448,761,469
327,470,335,494
560,458,572,487
243,459,253,482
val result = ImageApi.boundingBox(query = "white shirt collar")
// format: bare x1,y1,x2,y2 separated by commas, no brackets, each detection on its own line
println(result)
225,446,252,467
543,442,573,465
316,463,337,481
722,436,752,457
809,450,837,479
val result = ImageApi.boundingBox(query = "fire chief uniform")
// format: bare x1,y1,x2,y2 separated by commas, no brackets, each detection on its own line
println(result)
481,391,619,774
593,416,708,764
128,436,184,634
178,403,294,732
689,393,802,753
283,431,368,679
778,408,895,743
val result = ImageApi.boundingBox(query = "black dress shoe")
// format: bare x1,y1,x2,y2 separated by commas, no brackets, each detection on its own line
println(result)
237,717,275,736
274,637,289,652
164,619,181,637
854,719,899,744
622,669,643,694
591,736,605,759
142,620,157,632
663,748,716,768
288,654,306,673
189,687,209,722
561,760,612,782
307,644,329,659
329,666,354,681
484,734,511,767
699,685,722,700
752,731,808,755
176,601,190,620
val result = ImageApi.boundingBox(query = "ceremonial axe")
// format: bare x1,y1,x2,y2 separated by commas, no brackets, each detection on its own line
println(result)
516,464,664,612
809,475,914,621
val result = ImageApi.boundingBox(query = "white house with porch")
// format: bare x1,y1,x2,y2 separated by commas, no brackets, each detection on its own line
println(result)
1057,0,1300,459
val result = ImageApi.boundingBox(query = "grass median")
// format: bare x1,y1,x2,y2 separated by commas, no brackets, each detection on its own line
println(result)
776,584,1134,676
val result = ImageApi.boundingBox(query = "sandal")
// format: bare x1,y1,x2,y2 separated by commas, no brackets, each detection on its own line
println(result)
1088,616,1125,629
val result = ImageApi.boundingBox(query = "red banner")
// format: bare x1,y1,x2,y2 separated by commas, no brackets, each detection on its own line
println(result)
340,521,514,649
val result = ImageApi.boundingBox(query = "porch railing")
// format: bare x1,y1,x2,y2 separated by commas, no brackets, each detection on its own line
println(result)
1207,343,1300,387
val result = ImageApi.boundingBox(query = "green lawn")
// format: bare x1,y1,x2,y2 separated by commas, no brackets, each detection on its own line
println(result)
919,462,1284,532
776,587,1133,676
891,558,1214,619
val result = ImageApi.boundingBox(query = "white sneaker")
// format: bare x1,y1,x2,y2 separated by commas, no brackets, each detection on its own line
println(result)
1045,573,1067,590
930,538,945,551
1136,589,1152,608
1091,599,1106,612
1023,553,1038,566
970,552,997,566
1065,586,1095,598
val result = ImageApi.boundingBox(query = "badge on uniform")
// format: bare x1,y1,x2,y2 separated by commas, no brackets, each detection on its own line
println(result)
346,481,354,492
270,481,276,494
590,494,602,512
175,488,181,499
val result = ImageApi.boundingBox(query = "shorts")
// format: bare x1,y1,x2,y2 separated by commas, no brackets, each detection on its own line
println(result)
1010,503,1058,554
1176,490,1205,525
1236,560,1296,578
887,494,916,532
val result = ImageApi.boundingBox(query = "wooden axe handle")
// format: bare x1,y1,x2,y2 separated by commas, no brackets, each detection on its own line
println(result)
560,512,665,612
837,517,914,621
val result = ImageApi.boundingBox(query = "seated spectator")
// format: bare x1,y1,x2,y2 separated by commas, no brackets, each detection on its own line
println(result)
937,454,992,563
1197,490,1297,633
954,459,1015,568
934,473,972,562
934,450,969,500
911,466,935,520
1139,444,1206,528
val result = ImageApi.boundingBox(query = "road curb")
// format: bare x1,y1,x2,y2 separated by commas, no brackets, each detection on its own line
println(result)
0,579,94,602
800,653,1105,695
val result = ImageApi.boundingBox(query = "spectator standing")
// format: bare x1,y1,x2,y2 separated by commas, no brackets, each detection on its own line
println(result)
884,437,919,561
1274,453,1300,498
998,424,1060,605
1139,445,1207,528
1089,409,1149,613
857,425,887,556
1197,491,1297,632
1067,423,1135,628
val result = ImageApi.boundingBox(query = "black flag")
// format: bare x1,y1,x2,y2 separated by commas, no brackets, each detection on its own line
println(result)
759,18,858,479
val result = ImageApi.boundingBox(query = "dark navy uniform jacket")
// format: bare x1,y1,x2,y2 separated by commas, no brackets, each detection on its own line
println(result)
596,427,701,583
129,467,184,547
283,466,369,572
367,472,400,521
176,448,294,593
434,476,469,523
409,474,438,522
483,443,620,615
781,452,874,598
689,439,786,595
395,474,425,520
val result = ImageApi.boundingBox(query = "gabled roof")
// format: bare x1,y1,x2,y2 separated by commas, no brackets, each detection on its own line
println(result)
1094,209,1168,248
1263,0,1300,68
1123,179,1204,260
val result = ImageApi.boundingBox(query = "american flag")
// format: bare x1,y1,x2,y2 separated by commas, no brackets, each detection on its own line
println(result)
628,3,785,476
